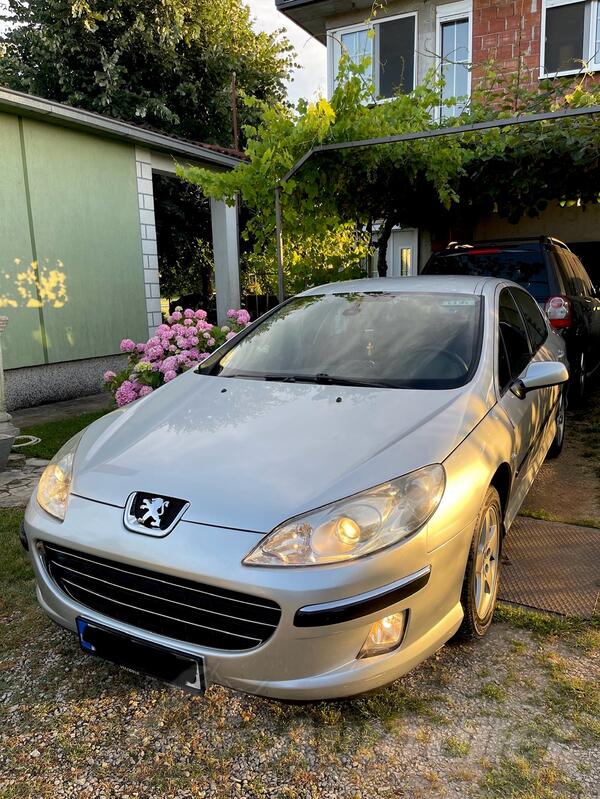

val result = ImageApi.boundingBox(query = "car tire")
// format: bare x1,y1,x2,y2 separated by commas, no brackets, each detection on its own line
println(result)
547,389,566,459
455,487,503,641
570,351,586,406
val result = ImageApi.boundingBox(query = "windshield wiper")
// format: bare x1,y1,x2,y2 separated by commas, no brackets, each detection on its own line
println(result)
311,373,393,389
263,372,393,388
221,372,393,388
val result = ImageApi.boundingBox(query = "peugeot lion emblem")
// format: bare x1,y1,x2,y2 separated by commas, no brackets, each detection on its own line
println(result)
138,497,169,528
124,492,189,537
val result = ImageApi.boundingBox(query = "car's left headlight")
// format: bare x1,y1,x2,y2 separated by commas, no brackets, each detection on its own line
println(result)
243,464,445,567
36,432,84,521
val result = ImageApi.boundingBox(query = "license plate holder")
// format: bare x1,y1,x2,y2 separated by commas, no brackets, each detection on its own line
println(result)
76,617,205,694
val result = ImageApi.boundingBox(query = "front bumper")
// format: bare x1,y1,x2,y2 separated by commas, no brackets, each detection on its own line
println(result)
24,495,470,700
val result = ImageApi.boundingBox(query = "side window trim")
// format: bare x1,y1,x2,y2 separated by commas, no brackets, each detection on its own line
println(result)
506,288,534,355
509,287,549,356
497,324,512,396
497,286,534,392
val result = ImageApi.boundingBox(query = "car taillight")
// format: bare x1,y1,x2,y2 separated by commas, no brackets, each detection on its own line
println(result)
544,295,572,329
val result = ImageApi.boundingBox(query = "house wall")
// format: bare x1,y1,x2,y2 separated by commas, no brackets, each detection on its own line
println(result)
474,202,600,243
325,0,468,88
472,0,541,89
0,113,148,372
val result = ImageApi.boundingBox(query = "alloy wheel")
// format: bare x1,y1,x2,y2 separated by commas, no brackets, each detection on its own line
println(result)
473,504,500,619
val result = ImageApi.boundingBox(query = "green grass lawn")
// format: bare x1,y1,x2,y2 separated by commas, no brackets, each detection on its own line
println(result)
0,508,42,645
20,409,111,460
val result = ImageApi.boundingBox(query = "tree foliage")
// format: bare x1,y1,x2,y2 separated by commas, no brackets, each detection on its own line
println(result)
0,0,295,145
0,0,297,300
183,56,600,284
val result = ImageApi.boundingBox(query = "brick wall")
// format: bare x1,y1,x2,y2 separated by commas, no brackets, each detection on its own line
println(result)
472,0,541,90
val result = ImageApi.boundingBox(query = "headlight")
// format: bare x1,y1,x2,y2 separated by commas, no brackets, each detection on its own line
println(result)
243,464,445,567
36,432,83,520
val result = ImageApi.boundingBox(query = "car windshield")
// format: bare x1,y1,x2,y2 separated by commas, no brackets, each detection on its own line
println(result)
425,247,550,301
201,292,483,389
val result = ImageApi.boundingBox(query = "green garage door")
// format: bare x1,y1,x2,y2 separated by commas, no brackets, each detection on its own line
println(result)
0,113,148,369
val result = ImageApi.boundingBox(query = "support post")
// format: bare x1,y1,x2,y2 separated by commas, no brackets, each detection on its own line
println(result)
275,185,284,303
210,197,241,324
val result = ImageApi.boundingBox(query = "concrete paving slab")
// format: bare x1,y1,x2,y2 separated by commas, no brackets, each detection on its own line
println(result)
11,393,112,428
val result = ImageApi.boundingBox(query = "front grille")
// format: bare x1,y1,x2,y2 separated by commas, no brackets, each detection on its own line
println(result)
41,542,281,651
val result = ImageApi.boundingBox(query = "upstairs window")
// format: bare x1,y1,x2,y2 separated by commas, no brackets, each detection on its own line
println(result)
329,13,416,99
437,1,472,119
542,0,600,76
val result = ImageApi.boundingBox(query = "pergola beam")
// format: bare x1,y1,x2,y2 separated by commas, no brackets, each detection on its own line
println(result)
275,102,600,299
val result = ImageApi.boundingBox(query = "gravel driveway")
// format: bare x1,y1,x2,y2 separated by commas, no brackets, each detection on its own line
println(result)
1,512,598,799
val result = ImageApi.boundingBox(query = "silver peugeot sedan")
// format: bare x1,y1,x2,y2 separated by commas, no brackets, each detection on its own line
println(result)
23,277,568,700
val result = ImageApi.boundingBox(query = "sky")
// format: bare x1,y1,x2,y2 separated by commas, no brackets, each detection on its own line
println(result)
247,0,327,103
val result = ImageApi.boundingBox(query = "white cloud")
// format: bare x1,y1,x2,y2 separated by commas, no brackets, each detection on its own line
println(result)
246,0,326,104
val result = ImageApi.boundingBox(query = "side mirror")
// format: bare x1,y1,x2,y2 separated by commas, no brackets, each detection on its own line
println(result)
510,361,569,399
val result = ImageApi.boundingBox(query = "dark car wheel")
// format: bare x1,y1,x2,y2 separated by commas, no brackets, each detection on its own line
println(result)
547,389,566,459
455,487,503,641
570,352,586,405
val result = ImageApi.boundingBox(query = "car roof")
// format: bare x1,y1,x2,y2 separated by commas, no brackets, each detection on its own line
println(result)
298,276,505,297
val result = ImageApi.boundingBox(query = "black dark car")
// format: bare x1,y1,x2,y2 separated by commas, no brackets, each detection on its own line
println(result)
423,237,600,401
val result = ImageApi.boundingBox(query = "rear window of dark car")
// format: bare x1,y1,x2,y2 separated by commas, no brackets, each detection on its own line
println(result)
424,246,550,301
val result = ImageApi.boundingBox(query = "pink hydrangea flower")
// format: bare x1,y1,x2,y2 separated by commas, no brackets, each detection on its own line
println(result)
176,336,187,349
138,385,153,397
221,325,230,333
146,345,163,361
227,309,237,319
184,318,194,326
103,370,116,382
120,338,136,353
195,309,207,320
172,311,183,321
207,337,215,346
198,352,210,361
160,356,178,373
184,308,195,318
115,380,138,406
225,331,236,341
136,343,146,354
164,370,177,382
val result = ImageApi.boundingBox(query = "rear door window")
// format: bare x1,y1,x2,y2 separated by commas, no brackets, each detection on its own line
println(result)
510,288,548,353
568,253,594,297
425,246,550,301
553,249,577,295
498,288,531,391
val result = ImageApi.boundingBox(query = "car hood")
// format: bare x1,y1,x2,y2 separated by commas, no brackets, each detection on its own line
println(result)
72,370,492,533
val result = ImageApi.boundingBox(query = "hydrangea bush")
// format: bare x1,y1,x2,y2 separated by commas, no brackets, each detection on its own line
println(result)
104,307,251,406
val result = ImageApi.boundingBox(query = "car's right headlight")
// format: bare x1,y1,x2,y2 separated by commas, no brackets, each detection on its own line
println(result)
36,432,84,521
243,464,445,567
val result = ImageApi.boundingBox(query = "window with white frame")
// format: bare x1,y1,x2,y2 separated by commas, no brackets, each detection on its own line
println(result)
437,1,472,118
329,13,417,99
542,0,600,76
